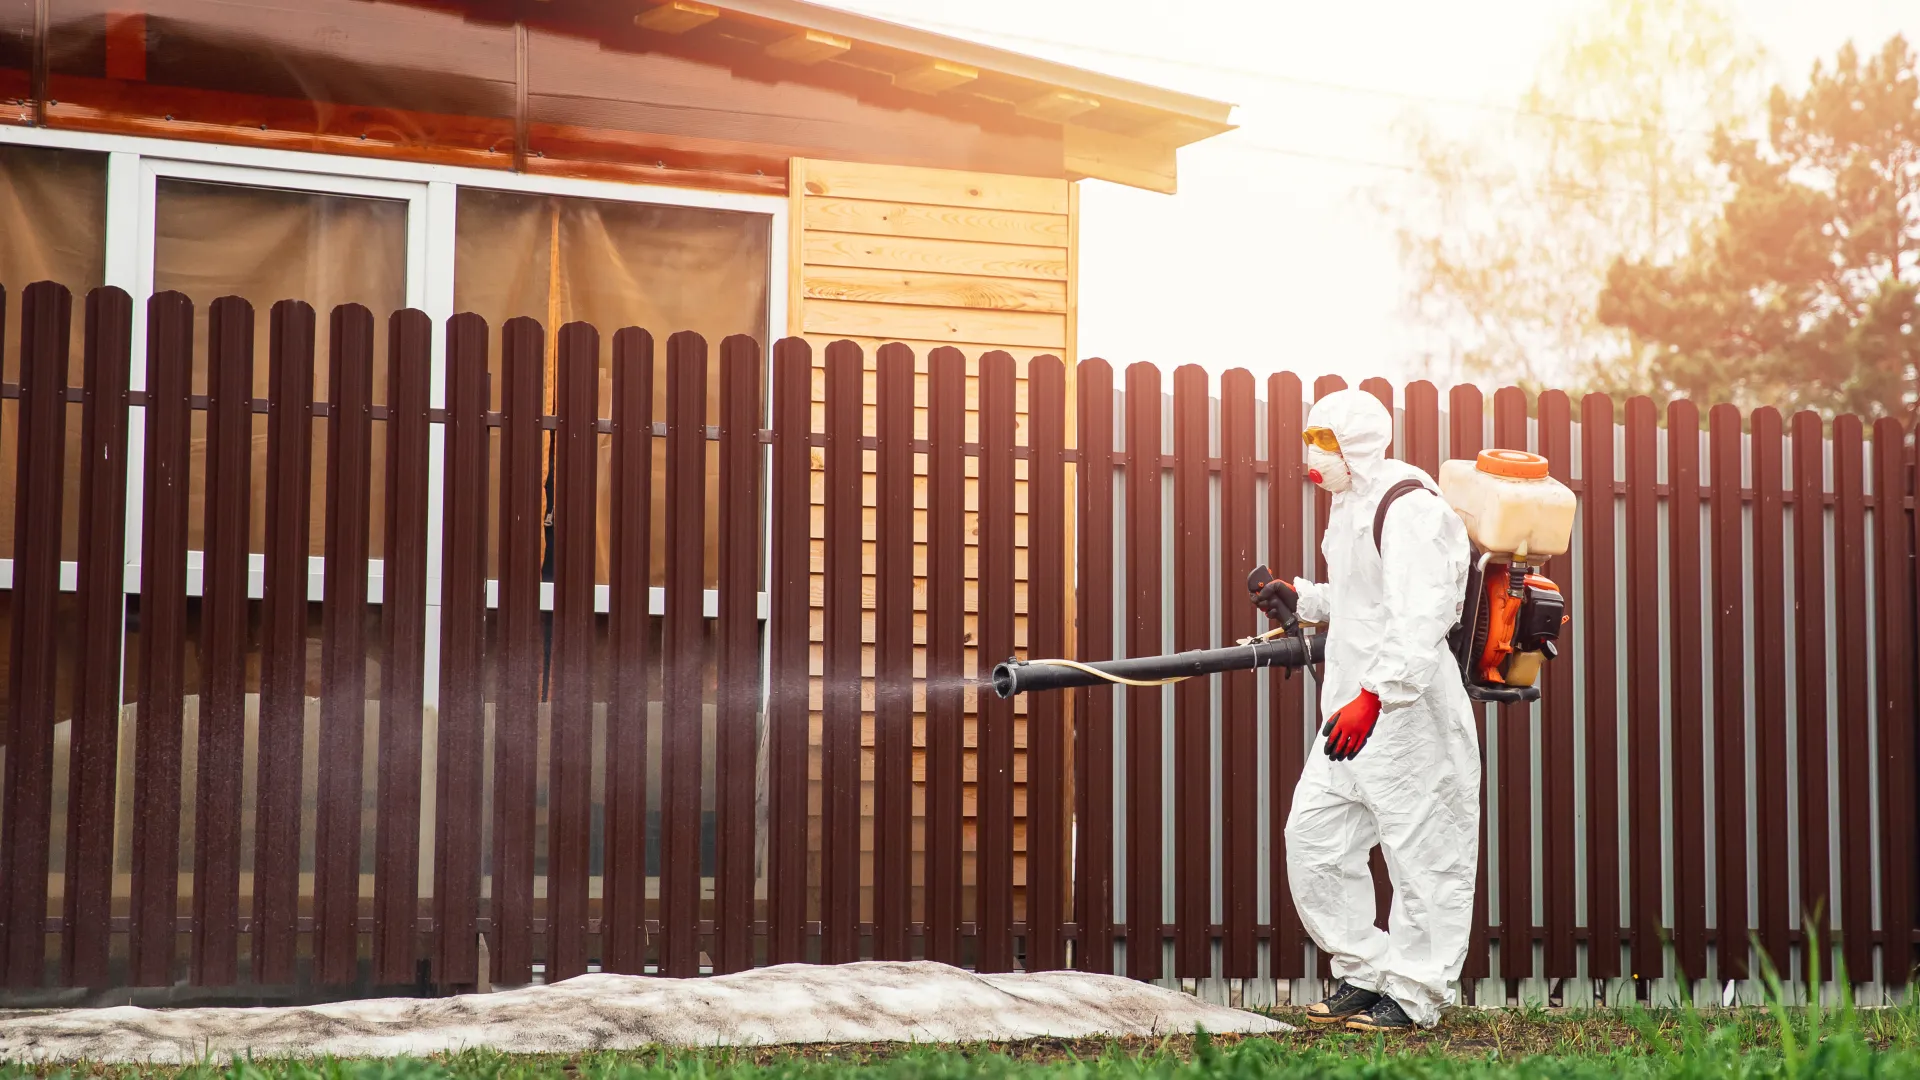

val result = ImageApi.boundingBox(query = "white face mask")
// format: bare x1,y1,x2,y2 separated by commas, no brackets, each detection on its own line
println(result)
1307,446,1352,493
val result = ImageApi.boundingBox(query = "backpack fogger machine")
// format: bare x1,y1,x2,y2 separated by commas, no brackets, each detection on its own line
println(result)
992,449,1576,702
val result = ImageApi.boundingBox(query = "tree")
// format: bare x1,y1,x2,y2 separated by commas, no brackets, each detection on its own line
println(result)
1387,0,1764,389
1598,36,1920,419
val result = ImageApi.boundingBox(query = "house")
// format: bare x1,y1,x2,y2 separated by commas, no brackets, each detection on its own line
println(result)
0,0,1233,984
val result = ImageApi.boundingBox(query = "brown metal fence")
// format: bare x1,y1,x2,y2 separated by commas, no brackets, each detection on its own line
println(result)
0,281,1915,1001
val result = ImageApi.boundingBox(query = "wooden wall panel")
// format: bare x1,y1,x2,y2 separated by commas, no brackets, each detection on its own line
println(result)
787,157,1075,935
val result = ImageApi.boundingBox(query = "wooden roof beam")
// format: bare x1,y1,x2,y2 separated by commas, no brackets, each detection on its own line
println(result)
1016,90,1100,123
893,59,978,95
765,29,852,65
1064,124,1176,194
634,1,719,33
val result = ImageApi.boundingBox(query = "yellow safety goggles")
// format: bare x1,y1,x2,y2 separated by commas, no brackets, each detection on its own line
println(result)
1301,427,1341,453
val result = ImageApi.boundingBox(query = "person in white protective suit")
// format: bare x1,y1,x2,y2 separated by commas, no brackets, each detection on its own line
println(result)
1249,388,1477,1032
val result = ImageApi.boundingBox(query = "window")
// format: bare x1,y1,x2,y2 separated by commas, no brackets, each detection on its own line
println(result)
153,177,410,553
454,187,770,586
0,144,107,562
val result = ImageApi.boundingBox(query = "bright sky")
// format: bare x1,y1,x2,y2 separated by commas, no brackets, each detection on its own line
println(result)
826,0,1920,388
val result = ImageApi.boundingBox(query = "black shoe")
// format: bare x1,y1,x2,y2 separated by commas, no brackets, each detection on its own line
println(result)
1304,980,1381,1025
1345,995,1414,1032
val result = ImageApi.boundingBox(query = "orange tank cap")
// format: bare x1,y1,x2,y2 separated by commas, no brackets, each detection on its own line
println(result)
1476,448,1550,479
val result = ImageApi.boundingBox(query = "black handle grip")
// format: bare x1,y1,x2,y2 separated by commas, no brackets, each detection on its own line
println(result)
1465,683,1540,704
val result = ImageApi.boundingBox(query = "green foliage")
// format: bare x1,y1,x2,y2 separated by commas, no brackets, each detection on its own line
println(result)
1598,35,1920,418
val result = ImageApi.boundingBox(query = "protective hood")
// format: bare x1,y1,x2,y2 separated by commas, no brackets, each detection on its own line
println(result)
1305,390,1395,498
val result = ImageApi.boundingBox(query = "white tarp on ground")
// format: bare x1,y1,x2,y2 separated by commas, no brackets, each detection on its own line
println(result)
0,961,1290,1064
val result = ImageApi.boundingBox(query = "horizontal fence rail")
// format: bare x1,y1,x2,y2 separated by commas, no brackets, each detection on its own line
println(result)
0,281,1913,1004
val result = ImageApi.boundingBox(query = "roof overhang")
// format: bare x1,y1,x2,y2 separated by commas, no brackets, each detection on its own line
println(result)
559,0,1237,192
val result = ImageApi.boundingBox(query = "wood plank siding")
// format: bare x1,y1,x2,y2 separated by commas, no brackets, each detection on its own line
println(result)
787,158,1077,931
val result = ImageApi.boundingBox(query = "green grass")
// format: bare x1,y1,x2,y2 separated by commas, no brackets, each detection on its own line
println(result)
11,934,1918,1080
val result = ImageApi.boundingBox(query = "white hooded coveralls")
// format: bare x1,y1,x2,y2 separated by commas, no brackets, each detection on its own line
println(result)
1285,389,1478,1027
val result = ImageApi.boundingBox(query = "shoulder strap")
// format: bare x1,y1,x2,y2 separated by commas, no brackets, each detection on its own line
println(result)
1373,478,1433,556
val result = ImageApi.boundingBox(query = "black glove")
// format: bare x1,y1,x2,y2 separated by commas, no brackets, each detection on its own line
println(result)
1246,565,1299,625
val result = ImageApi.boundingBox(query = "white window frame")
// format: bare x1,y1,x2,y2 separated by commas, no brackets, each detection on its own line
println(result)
0,126,788,706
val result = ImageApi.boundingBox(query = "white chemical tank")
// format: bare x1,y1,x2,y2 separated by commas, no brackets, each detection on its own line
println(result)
1437,449,1577,561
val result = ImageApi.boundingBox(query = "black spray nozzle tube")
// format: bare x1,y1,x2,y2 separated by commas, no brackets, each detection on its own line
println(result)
992,634,1326,699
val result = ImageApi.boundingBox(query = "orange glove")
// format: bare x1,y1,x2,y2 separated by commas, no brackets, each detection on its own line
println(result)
1321,689,1382,761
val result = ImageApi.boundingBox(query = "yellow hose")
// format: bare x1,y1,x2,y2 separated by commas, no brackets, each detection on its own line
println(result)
1013,658,1187,688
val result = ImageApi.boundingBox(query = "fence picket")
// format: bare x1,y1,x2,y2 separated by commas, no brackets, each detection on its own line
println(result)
1709,404,1749,980
432,313,490,988
375,309,433,987
1266,370,1307,981
130,291,193,987
1172,364,1211,979
1405,381,1440,476
1,282,71,988
1027,354,1068,973
715,334,764,975
314,303,376,986
1124,360,1165,982
924,346,967,966
1492,386,1533,982
546,322,600,984
978,349,1018,974
1666,400,1707,983
766,337,812,966
1625,396,1665,980
1580,393,1622,981
1448,383,1489,989
63,286,133,989
1074,358,1117,975
1876,416,1918,987
1751,407,1789,976
603,327,655,975
492,316,546,986
870,343,914,963
254,300,316,986
1833,415,1873,979
191,295,252,988
1791,412,1833,958
1538,389,1576,980
1365,378,1397,935
1218,368,1258,980
661,331,710,978
820,339,862,967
